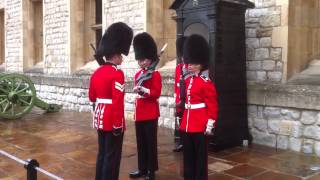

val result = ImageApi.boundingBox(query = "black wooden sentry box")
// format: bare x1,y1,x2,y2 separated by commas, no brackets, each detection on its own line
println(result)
170,0,254,151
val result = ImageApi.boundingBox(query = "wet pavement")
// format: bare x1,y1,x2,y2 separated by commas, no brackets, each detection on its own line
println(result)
1,110,320,180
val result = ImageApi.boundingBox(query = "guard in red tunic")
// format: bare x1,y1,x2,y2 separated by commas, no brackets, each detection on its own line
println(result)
173,37,192,152
89,22,133,180
129,32,162,180
180,34,218,180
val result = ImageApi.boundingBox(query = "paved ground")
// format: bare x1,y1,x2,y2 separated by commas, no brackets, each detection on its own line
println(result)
1,110,320,180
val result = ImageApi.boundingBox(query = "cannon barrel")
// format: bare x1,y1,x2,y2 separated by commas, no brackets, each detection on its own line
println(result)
0,73,61,119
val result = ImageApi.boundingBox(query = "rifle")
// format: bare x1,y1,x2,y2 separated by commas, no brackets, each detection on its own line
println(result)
90,43,105,66
136,43,167,86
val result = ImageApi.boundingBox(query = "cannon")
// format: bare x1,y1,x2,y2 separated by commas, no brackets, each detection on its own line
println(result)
0,73,61,119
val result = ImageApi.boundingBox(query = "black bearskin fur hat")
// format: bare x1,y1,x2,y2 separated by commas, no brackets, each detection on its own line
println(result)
183,34,210,69
176,36,186,59
133,32,158,62
95,22,133,63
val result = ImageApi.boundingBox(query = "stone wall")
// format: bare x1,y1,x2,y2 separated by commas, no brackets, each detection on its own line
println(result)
5,0,23,72
0,0,4,9
246,0,286,83
249,105,320,155
103,0,145,80
43,0,69,75
29,73,176,129
248,82,320,156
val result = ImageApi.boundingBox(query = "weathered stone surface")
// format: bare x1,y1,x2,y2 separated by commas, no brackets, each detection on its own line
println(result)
268,119,280,134
246,47,255,60
253,118,268,132
5,0,23,72
302,139,314,154
276,135,288,149
260,14,281,27
256,27,273,37
270,48,282,60
254,0,276,8
251,129,276,147
246,28,257,38
255,48,269,60
315,142,320,157
278,120,294,136
248,105,258,118
267,72,282,82
248,117,254,129
248,83,320,111
257,106,264,118
262,60,275,70
290,121,302,138
256,71,267,81
247,61,262,70
303,126,320,140
247,71,256,81
275,61,283,71
301,111,318,125
263,107,281,119
246,38,260,48
105,0,145,79
280,109,301,120
289,137,302,152
260,37,272,47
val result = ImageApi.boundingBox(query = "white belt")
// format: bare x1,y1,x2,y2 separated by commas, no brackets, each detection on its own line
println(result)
185,103,206,109
96,98,112,104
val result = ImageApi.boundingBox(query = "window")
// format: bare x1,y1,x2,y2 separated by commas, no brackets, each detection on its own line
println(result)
70,0,102,73
23,0,43,72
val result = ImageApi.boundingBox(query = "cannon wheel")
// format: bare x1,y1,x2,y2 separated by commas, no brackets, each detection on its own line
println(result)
0,74,36,119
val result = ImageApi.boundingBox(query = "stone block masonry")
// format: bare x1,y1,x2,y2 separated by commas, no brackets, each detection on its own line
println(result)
103,0,145,80
246,0,284,83
5,0,23,72
248,82,320,156
44,0,69,75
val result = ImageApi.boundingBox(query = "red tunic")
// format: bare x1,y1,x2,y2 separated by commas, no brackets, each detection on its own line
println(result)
134,69,162,121
89,64,125,131
180,74,218,133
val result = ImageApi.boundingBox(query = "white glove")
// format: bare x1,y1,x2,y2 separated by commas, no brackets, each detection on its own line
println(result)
205,119,215,135
133,86,140,93
134,86,150,95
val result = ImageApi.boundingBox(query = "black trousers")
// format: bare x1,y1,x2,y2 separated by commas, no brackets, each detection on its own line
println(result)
95,130,124,180
135,119,158,172
181,132,208,180
174,115,183,145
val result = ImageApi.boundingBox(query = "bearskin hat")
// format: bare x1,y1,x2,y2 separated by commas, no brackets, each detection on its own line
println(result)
133,32,158,62
95,22,133,62
183,34,210,69
176,36,186,58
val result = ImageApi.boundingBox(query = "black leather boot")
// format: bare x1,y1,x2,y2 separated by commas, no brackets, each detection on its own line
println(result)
145,171,155,180
129,170,146,178
173,144,183,152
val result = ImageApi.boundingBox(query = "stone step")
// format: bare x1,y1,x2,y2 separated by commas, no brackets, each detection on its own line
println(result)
309,59,320,67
